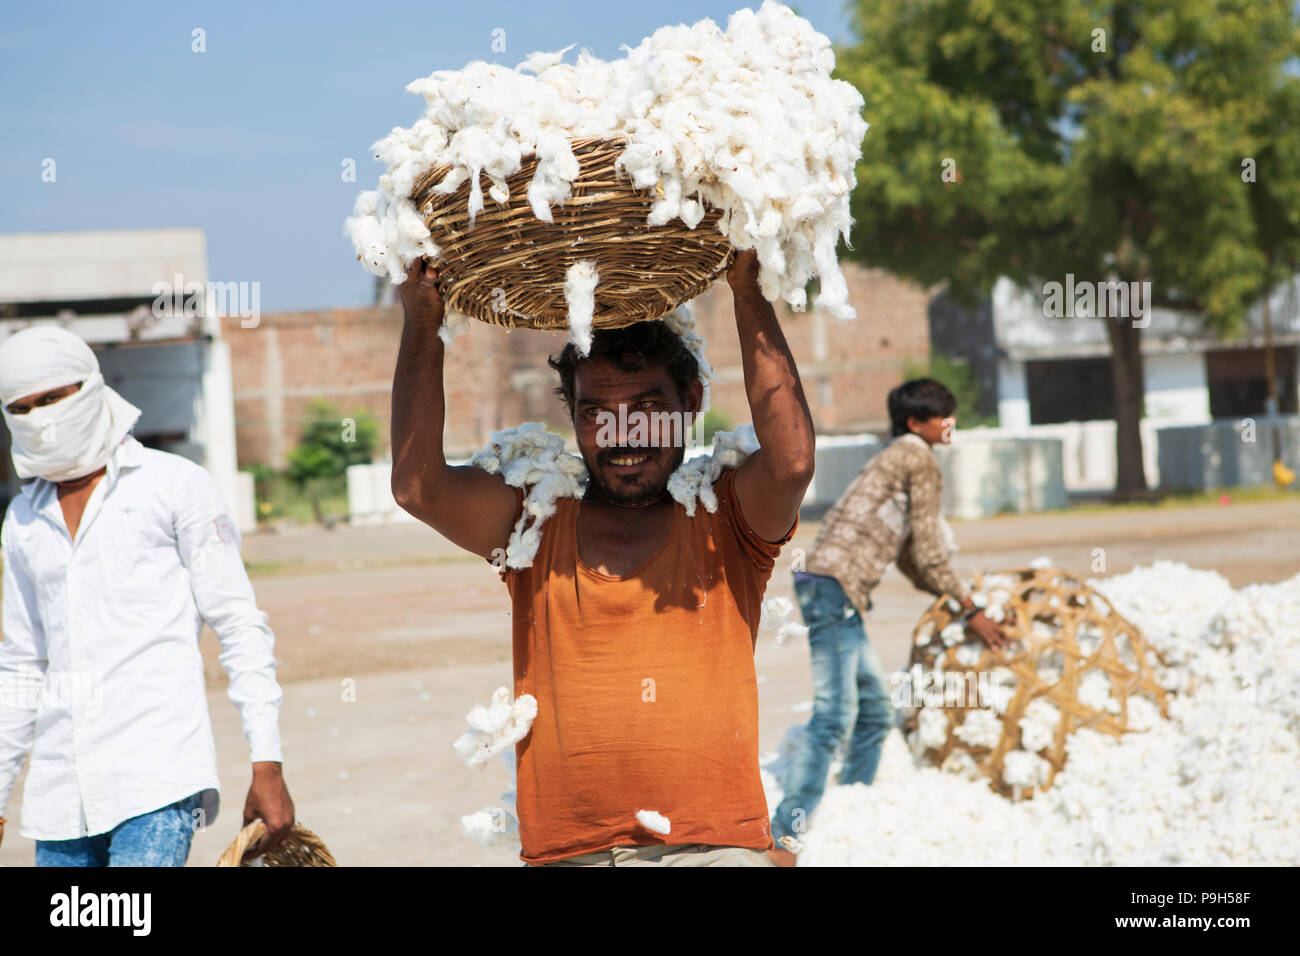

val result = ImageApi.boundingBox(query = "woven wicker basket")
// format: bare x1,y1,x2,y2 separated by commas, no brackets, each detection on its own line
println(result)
900,566,1170,799
216,820,337,867
409,136,734,331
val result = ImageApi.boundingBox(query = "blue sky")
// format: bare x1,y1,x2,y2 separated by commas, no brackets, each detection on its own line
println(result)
0,1,854,312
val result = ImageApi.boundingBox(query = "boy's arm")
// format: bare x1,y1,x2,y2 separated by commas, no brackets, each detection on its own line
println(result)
729,251,816,542
902,458,1009,650
174,467,294,855
0,519,47,845
389,260,518,560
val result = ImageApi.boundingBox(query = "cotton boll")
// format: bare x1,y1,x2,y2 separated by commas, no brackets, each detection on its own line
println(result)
453,686,538,770
939,623,965,647
667,425,760,516
1078,671,1120,714
636,809,671,835
1018,698,1059,752
953,640,984,668
462,807,519,847
776,622,808,645
763,596,795,621
954,708,1002,749
1002,751,1051,789
917,707,949,750
438,310,473,346
563,259,598,357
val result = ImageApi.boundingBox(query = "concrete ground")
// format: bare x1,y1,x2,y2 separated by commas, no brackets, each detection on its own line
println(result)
2,498,1296,867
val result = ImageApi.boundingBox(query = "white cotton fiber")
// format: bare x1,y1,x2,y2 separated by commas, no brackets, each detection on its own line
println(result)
636,809,672,835
1018,697,1059,753
762,595,807,645
470,423,588,568
563,260,598,356
461,807,520,847
917,707,949,750
795,564,1300,866
346,1,868,322
453,686,538,770
667,424,760,515
953,708,1002,749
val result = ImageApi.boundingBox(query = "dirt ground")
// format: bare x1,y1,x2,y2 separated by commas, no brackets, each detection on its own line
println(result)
1,499,1296,867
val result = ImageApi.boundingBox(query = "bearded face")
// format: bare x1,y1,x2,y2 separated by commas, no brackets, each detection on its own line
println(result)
570,356,702,507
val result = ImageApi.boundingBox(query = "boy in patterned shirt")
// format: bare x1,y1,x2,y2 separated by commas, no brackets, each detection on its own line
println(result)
770,378,1005,857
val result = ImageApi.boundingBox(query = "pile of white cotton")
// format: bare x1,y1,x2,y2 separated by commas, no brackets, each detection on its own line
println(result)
786,564,1300,866
346,0,869,346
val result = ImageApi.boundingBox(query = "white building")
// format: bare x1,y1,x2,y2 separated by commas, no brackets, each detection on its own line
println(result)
970,275,1300,490
0,228,254,529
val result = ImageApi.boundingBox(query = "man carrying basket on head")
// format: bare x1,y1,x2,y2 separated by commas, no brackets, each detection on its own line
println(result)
391,249,814,867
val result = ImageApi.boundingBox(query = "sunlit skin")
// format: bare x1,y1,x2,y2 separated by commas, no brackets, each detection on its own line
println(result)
572,359,703,508
0,385,293,856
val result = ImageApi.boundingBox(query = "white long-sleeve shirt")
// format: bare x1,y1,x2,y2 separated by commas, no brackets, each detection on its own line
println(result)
0,435,282,840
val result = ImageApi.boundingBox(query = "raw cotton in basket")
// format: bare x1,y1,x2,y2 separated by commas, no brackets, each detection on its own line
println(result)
345,0,869,328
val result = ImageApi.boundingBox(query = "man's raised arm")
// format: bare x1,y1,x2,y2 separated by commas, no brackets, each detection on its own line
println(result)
729,250,816,542
390,260,519,560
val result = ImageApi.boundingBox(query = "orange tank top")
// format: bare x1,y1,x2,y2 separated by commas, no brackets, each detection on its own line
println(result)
499,467,794,864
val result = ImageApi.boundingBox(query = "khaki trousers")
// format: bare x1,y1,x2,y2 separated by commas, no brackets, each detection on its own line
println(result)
532,843,776,867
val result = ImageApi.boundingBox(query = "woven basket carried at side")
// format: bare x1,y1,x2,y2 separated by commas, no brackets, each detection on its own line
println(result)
409,136,734,331
216,820,337,867
899,567,1170,799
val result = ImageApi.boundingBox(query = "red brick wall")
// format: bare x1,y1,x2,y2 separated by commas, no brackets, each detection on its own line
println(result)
222,262,933,468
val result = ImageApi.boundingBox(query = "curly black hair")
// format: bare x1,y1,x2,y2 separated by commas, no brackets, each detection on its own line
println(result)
548,320,699,417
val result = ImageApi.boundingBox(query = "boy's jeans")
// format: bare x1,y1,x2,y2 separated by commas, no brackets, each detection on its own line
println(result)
771,573,894,842
35,792,204,867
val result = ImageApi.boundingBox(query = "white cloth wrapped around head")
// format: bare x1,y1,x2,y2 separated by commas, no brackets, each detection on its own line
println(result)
0,326,142,482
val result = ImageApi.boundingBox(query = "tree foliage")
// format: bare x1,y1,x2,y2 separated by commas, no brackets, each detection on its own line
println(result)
836,0,1300,493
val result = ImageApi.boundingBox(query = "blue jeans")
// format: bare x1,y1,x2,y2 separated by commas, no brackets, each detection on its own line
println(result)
35,793,203,867
771,574,894,841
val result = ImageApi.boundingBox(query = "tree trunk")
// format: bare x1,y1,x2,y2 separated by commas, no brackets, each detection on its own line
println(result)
1105,314,1149,499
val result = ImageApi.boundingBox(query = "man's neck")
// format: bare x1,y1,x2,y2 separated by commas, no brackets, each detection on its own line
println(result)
55,466,107,494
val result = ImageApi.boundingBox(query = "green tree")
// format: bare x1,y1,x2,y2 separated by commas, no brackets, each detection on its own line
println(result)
837,0,1300,496
287,398,380,523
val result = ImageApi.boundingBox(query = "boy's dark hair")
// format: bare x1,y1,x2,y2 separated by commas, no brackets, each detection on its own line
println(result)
887,378,957,437
548,320,699,417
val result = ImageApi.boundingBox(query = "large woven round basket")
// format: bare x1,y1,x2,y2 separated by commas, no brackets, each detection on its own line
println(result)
900,566,1170,799
410,136,734,331
216,820,337,867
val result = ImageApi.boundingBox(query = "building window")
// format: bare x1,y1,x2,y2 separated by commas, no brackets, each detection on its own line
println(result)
1025,357,1115,424
1206,347,1298,418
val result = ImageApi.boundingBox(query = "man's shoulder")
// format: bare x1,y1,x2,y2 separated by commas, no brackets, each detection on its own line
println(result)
127,442,211,486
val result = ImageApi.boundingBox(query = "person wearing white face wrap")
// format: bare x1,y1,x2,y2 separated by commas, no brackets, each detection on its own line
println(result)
0,326,295,866
0,327,142,484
